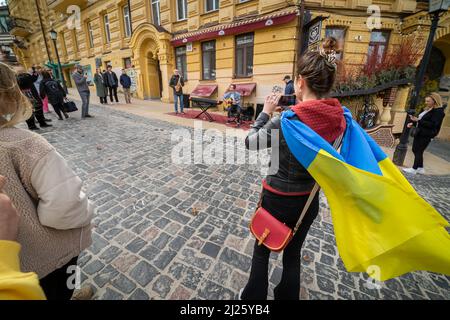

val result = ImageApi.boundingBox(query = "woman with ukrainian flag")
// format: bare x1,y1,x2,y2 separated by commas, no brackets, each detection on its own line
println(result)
241,37,450,300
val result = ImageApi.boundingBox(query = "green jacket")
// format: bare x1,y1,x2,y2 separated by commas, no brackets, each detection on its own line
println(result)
93,73,107,97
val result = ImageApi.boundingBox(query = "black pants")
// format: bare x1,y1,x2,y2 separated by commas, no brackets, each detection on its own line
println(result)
412,135,431,169
51,103,66,119
100,96,107,104
227,105,242,124
40,256,79,300
26,102,47,128
108,86,118,103
242,189,319,300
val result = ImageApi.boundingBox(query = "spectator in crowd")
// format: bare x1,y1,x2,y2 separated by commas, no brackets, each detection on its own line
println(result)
93,68,108,104
16,66,52,130
1,62,94,300
120,69,132,104
39,70,68,120
72,64,92,118
283,75,295,95
104,65,119,104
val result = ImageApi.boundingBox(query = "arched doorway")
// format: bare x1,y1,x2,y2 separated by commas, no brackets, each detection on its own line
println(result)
140,40,161,99
130,23,173,102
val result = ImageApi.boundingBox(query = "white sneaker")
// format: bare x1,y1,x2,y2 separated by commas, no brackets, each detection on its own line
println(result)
416,168,426,174
402,167,417,174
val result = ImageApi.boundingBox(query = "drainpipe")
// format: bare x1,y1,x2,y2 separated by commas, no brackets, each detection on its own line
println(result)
293,0,305,77
34,0,51,62
128,0,132,34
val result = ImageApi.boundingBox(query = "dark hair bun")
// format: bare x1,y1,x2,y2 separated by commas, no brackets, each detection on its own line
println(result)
322,37,338,54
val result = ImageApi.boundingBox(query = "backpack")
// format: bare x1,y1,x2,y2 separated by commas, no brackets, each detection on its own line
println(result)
45,80,64,102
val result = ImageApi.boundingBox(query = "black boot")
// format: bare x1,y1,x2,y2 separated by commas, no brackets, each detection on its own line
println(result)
39,122,53,128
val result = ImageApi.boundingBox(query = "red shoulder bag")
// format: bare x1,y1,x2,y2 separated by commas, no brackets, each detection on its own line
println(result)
249,135,342,252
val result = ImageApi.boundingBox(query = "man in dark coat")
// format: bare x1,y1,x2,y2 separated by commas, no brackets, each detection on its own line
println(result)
283,75,295,95
16,69,52,130
119,69,132,104
104,65,119,103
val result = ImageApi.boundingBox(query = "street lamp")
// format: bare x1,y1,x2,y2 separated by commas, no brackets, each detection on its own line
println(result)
49,29,67,93
393,0,449,166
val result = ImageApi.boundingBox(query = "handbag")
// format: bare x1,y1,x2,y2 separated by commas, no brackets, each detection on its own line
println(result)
410,126,419,138
249,134,343,252
63,98,78,113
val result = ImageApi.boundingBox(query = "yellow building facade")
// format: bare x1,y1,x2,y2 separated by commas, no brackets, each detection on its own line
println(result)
7,0,450,138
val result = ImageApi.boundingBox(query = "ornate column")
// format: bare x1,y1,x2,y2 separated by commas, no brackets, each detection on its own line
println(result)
380,87,398,125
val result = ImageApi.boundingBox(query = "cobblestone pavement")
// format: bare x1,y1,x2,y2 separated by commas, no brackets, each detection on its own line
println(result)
31,103,450,300
428,139,450,163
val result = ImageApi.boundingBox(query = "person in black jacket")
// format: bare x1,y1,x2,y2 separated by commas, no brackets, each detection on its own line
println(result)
40,70,68,120
119,69,132,104
402,92,446,175
283,75,295,95
16,69,52,130
241,37,345,300
104,65,119,103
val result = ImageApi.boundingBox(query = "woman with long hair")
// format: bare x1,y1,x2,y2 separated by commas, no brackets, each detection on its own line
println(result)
402,92,445,175
39,70,68,120
0,62,93,300
242,38,345,300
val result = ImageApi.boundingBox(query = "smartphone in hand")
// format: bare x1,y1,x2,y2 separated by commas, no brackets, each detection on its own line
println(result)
277,95,296,109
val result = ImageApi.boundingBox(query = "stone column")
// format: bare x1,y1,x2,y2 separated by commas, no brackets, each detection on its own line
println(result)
158,52,174,103
380,87,398,125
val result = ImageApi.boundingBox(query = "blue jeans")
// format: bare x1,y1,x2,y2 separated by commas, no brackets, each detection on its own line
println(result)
79,91,90,118
174,94,184,113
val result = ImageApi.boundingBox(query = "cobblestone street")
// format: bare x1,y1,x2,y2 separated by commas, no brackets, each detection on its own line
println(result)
30,103,450,300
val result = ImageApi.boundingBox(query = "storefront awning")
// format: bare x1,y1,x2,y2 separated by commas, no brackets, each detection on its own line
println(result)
234,83,256,97
190,84,218,97
171,8,297,47
45,61,79,69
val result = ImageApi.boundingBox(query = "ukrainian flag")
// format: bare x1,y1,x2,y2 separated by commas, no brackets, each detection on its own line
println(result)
281,107,450,281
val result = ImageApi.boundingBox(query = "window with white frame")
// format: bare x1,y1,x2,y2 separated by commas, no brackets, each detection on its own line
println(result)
104,14,111,43
151,0,161,26
175,46,188,80
123,4,132,38
87,22,94,48
367,30,390,65
177,0,188,21
202,40,216,80
235,33,254,78
205,0,219,13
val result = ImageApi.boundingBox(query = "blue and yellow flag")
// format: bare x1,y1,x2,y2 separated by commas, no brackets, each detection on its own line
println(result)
281,107,450,281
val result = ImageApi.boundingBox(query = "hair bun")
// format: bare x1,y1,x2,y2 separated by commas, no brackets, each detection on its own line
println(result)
322,37,338,54
319,37,338,70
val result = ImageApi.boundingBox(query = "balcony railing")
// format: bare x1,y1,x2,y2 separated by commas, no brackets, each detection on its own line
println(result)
0,34,14,46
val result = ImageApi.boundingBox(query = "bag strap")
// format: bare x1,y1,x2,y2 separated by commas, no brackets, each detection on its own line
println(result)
292,133,344,235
